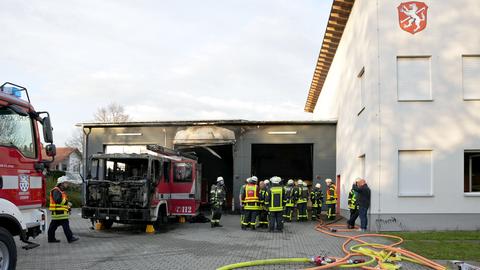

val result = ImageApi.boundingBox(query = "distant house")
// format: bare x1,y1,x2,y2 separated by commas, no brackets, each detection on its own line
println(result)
45,147,82,173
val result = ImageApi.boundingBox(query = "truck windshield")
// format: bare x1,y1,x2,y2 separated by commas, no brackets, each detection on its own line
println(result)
0,106,36,158
106,159,149,181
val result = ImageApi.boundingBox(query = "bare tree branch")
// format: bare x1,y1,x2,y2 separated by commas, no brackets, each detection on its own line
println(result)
94,103,130,123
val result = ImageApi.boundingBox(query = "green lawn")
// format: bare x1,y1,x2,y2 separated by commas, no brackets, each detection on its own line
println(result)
390,231,480,261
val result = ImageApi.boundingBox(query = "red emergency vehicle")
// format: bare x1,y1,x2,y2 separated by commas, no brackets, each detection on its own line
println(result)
0,82,56,270
82,145,201,229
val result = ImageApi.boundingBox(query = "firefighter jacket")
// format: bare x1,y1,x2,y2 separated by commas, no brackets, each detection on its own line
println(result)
297,185,309,204
210,184,226,208
242,183,261,210
284,185,297,207
260,187,268,209
310,187,323,208
49,186,70,220
265,185,285,212
326,184,337,205
348,187,359,210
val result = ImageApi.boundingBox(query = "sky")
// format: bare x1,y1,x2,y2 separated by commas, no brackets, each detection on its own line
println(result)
0,0,333,145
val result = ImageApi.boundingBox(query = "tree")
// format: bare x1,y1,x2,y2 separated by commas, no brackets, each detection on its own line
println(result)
94,103,130,123
65,128,84,154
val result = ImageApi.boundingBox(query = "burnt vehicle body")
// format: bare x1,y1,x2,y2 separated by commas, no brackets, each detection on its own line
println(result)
82,146,201,227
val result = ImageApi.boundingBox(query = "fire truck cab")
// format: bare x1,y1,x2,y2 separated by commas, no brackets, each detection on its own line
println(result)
0,82,56,270
82,145,201,229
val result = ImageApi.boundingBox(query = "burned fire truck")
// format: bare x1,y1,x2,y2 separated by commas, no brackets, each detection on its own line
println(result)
81,145,201,229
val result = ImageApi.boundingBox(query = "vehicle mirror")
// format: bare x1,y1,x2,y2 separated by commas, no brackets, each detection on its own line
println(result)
42,116,54,143
45,143,56,157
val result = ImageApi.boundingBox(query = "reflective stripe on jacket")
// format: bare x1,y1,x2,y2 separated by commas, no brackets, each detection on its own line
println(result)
266,186,284,212
297,186,309,204
310,188,323,208
348,189,358,210
284,186,296,207
243,183,261,210
325,184,337,204
49,187,69,220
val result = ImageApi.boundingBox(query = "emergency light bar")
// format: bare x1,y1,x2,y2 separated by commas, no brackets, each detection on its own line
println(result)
0,82,31,103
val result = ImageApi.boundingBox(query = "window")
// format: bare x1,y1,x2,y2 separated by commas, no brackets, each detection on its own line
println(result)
464,152,480,193
398,150,433,196
163,161,171,182
462,56,480,100
0,106,36,158
174,162,193,183
358,67,365,115
397,56,432,101
151,160,161,183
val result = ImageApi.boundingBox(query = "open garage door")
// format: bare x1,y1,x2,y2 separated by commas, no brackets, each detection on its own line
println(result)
251,144,313,182
174,126,235,209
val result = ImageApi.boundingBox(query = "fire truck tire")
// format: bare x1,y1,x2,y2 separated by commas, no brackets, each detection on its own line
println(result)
153,206,167,231
101,220,114,229
0,227,17,270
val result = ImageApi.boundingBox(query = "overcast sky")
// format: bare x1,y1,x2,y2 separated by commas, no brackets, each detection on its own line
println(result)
0,0,333,145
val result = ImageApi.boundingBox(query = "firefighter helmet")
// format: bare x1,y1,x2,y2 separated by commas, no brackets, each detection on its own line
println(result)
264,179,270,185
297,179,303,185
315,183,321,189
287,179,294,185
325,178,333,184
270,176,281,184
251,176,258,183
303,182,307,187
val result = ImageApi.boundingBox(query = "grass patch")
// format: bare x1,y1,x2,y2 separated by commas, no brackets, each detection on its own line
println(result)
389,231,480,261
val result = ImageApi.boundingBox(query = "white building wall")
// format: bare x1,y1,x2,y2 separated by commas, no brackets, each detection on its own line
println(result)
315,0,480,230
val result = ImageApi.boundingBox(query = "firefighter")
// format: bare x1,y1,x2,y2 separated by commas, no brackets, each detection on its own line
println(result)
258,180,269,229
296,180,309,221
210,176,227,228
265,176,285,232
325,178,337,220
241,176,261,230
239,178,250,227
48,177,79,243
347,178,360,229
310,183,323,221
283,179,296,222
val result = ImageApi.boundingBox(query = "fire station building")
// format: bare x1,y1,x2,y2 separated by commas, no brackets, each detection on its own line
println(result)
79,120,336,211
305,0,480,230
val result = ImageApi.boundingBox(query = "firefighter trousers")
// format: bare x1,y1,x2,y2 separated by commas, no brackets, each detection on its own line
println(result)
259,209,269,228
243,210,258,228
327,203,336,220
211,206,223,225
48,219,74,242
269,211,283,232
283,206,294,222
311,206,321,220
297,202,308,221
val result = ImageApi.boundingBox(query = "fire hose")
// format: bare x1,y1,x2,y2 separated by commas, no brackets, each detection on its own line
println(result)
216,219,447,270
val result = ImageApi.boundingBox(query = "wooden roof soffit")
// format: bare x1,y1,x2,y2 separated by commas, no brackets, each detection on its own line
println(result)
304,0,355,113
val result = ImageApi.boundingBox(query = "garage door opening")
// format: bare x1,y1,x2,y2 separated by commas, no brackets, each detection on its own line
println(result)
251,144,313,182
183,145,234,209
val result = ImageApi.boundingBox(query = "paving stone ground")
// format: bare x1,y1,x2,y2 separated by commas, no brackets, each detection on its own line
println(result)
15,210,438,270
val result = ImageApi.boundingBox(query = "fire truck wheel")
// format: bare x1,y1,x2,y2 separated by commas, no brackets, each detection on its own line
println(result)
153,207,166,231
101,220,114,230
0,227,17,270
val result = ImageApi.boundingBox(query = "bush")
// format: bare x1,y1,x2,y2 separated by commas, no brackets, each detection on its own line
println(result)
46,173,82,208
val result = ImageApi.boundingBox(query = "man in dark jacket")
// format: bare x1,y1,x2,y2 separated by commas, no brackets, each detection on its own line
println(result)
352,178,371,231
48,178,79,243
264,176,285,232
210,176,227,228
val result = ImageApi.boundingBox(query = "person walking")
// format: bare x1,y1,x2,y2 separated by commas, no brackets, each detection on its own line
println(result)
241,176,261,230
48,178,79,243
283,179,296,222
325,178,337,220
347,178,360,229
310,183,323,221
353,178,371,231
296,180,309,221
210,176,227,228
265,176,285,232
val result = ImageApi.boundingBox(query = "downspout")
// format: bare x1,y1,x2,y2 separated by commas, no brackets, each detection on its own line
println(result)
82,126,92,206
375,0,382,224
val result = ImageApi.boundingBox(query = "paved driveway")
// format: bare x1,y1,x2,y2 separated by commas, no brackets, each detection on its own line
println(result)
16,210,432,270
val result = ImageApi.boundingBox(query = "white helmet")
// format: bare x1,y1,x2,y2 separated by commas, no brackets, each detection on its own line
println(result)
297,179,303,185
264,179,270,185
325,178,333,184
315,183,321,189
287,179,294,185
217,176,224,184
270,176,281,184
57,176,70,185
246,177,252,183
251,176,258,183
303,182,307,187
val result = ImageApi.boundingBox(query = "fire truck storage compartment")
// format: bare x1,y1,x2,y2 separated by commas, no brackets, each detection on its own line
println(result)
251,144,313,181
185,145,233,209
